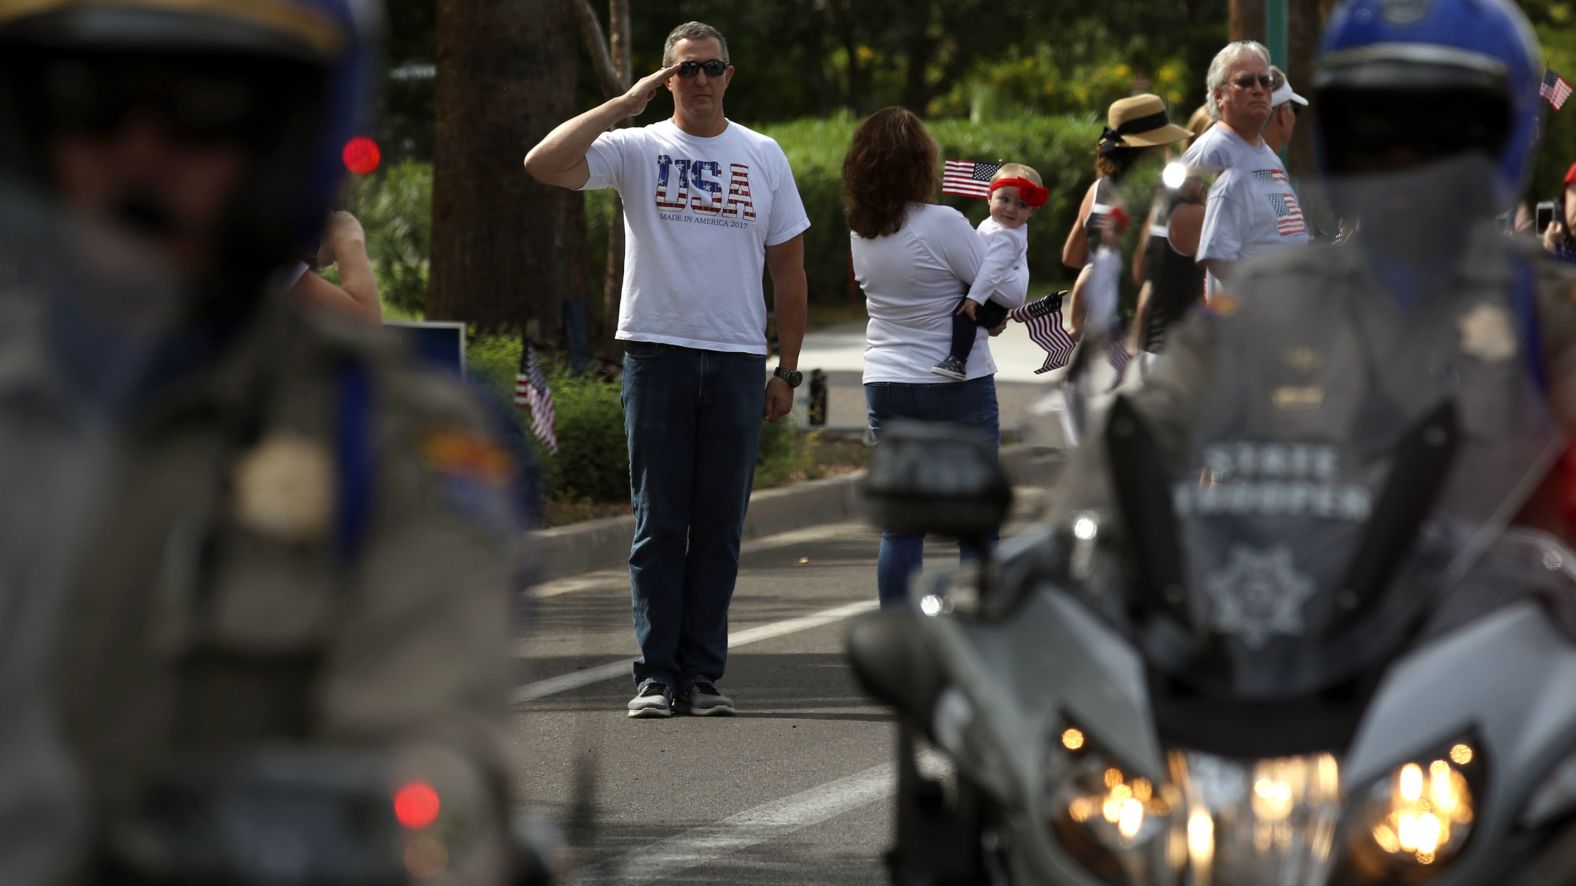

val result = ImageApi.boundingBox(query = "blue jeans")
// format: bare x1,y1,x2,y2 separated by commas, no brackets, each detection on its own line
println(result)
623,343,765,690
865,376,1000,608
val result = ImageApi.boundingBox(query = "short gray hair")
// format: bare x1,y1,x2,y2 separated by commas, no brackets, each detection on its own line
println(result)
1205,40,1271,120
662,21,729,66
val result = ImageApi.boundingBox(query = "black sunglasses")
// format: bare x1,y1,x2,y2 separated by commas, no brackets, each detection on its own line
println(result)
676,59,728,78
40,57,286,143
1233,73,1274,89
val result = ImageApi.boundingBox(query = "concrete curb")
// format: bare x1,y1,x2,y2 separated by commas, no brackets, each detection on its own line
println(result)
534,443,1060,581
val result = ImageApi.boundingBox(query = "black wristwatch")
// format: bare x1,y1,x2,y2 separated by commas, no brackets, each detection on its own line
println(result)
773,366,803,388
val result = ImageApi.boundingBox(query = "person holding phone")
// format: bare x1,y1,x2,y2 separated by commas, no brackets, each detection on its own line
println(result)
289,210,383,324
1541,161,1576,263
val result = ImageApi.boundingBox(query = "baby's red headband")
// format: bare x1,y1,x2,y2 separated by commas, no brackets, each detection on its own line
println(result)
990,177,1048,208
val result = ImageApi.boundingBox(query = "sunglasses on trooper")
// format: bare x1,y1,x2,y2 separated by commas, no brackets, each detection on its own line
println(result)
38,54,301,143
676,59,728,78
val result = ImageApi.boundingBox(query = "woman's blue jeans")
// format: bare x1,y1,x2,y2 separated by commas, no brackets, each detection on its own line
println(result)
865,376,1000,608
622,343,764,691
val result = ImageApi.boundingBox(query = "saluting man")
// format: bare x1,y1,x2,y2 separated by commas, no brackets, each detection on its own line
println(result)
526,21,811,719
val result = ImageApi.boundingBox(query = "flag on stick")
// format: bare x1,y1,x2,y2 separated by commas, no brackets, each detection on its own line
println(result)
1106,330,1133,384
1542,68,1572,110
942,159,1000,199
515,339,558,456
1009,291,1075,373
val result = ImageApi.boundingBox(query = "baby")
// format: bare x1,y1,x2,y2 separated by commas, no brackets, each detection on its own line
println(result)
932,162,1046,378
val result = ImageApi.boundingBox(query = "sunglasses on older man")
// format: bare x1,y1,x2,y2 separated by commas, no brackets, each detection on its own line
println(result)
1233,73,1274,89
676,59,728,78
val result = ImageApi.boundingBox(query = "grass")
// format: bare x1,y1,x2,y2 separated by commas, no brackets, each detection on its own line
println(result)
539,429,868,528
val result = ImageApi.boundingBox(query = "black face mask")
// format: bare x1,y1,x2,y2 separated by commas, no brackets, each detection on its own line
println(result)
1321,152,1501,265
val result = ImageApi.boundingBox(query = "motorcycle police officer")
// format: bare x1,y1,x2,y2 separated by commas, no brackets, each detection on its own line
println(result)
0,1,526,882
1055,0,1576,530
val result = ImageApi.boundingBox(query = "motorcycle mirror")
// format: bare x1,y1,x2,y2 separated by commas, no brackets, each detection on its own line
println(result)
863,421,1012,540
847,607,946,730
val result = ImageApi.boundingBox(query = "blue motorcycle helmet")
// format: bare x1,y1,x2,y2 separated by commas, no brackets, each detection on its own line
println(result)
0,0,384,288
1313,0,1542,213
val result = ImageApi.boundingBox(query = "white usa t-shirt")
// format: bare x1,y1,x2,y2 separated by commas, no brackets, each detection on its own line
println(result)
1194,134,1308,297
582,119,811,354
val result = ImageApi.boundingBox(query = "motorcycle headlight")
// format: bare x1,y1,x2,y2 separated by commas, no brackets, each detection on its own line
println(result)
1171,750,1342,883
1044,722,1179,880
1349,742,1479,872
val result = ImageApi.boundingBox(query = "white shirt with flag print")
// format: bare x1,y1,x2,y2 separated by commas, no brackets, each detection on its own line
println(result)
1195,136,1308,298
581,119,810,355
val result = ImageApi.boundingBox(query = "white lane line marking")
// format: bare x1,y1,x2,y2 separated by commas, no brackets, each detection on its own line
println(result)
570,761,895,884
511,599,878,704
728,599,876,646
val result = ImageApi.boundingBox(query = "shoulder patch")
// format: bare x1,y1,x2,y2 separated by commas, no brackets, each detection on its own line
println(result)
421,426,519,537
422,428,514,488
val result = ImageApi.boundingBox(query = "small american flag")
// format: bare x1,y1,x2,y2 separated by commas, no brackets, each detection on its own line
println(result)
515,339,558,456
1542,68,1572,111
1268,192,1307,237
1106,331,1132,383
1010,291,1075,374
942,159,1000,199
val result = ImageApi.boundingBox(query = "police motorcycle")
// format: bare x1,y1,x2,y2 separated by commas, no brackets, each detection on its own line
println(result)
849,145,1576,884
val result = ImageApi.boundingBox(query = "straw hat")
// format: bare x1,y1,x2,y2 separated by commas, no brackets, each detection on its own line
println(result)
1104,94,1194,147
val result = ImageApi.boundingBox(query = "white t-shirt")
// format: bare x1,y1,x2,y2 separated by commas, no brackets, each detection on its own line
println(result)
1193,134,1308,297
1180,122,1240,173
582,119,811,354
855,203,1027,384
965,217,1029,306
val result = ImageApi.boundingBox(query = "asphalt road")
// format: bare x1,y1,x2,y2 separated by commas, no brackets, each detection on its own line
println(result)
508,520,987,885
507,307,1070,883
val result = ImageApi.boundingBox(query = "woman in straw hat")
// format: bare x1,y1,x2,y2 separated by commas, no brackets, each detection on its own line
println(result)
1060,93,1193,339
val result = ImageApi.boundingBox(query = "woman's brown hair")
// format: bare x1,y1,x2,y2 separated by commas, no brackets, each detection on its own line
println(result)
1094,144,1147,181
842,107,939,239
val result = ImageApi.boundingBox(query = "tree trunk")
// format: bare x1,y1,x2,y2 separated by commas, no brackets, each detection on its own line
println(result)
824,0,867,115
1288,0,1338,233
899,2,937,112
1228,0,1266,42
1285,0,1321,173
601,0,631,358
430,0,587,338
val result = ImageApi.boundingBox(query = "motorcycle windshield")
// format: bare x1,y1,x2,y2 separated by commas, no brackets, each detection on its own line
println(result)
1115,154,1563,698
0,178,196,880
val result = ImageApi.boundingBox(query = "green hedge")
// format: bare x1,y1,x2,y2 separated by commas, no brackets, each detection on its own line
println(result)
464,335,808,505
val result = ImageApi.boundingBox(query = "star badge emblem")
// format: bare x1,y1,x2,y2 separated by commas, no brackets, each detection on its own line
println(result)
1205,545,1316,649
1457,302,1516,364
233,432,335,543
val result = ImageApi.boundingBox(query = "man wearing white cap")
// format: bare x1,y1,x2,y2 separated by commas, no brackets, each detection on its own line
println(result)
1263,66,1310,154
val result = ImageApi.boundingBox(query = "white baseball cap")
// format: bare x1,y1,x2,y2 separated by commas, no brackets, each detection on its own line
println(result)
1270,75,1309,108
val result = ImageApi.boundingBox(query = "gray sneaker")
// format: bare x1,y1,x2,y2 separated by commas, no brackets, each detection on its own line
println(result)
930,355,967,380
680,681,735,716
627,681,673,718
